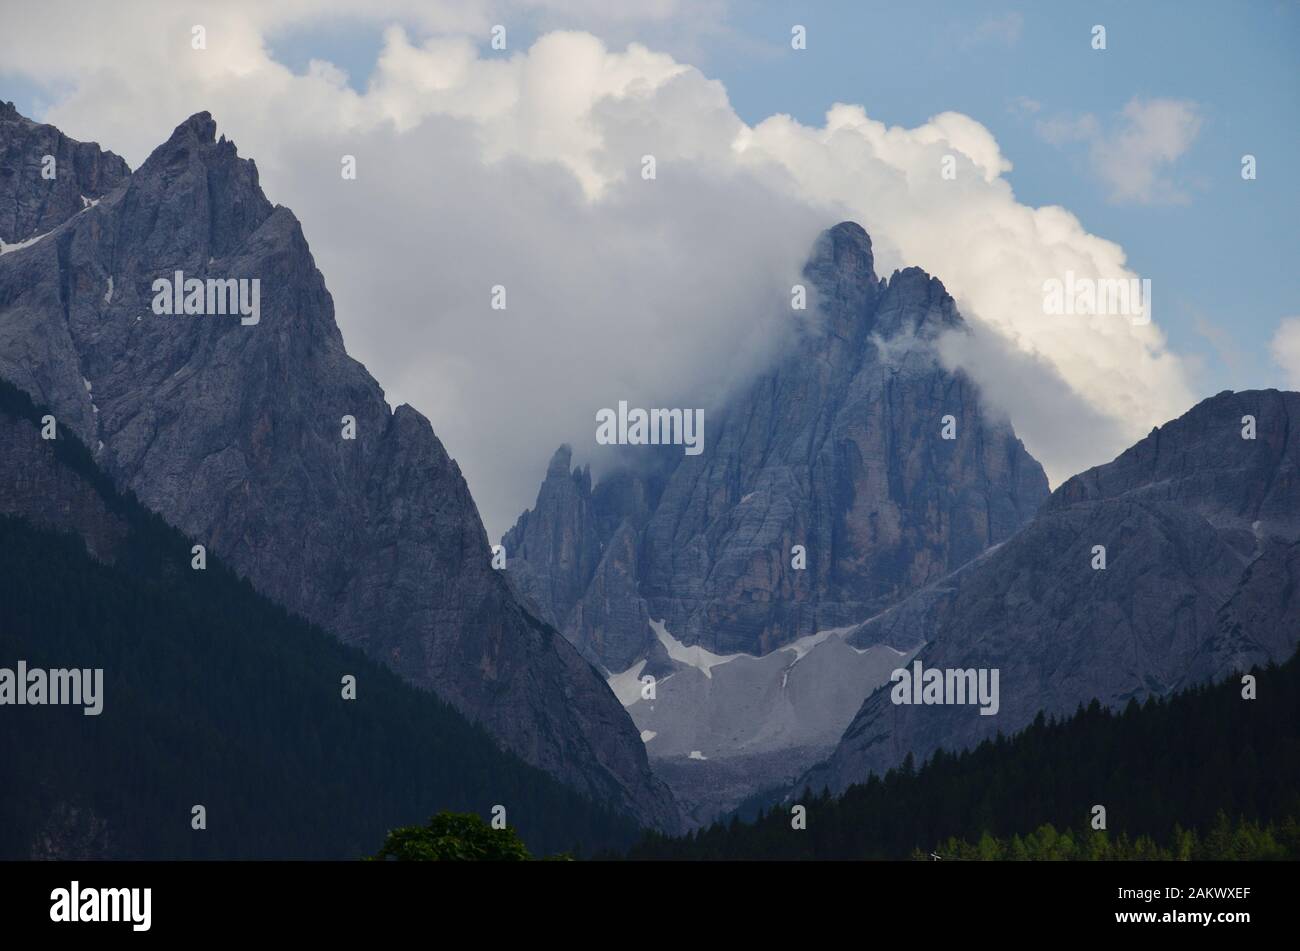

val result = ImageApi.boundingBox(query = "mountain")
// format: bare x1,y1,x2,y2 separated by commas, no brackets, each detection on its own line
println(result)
806,388,1300,795
504,222,1049,817
0,101,129,249
0,105,678,831
0,377,640,858
624,646,1300,860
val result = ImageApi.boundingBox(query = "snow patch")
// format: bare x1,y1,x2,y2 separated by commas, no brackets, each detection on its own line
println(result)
648,619,881,682
688,750,707,761
779,625,853,664
103,276,113,304
650,618,744,679
607,658,648,706
847,641,914,657
639,730,657,743
0,229,53,255
82,377,92,392
80,195,99,209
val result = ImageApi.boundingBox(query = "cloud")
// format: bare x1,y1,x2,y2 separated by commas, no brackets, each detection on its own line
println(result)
1035,113,1099,146
963,12,1024,48
1270,317,1300,389
936,326,1133,481
737,103,1193,481
1,5,1197,538
1008,95,1042,117
1092,98,1203,204
1036,97,1203,205
1192,312,1247,378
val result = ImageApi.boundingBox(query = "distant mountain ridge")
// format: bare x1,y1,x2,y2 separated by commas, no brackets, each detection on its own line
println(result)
805,387,1300,794
0,104,679,831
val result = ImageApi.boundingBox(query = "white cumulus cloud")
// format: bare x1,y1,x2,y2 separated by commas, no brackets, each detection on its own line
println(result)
1037,97,1203,205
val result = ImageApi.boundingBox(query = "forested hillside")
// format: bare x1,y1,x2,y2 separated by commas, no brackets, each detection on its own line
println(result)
0,377,640,859
627,648,1300,860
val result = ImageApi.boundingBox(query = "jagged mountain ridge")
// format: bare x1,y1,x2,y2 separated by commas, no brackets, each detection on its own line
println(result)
0,105,679,831
503,222,1049,818
805,388,1300,795
507,222,1049,671
0,100,130,247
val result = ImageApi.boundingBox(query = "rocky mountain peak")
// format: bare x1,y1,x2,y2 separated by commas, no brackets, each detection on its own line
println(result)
0,103,131,243
875,265,964,340
548,443,575,476
506,221,1050,819
798,224,962,355
808,220,876,279
143,111,244,173
801,220,882,342
120,110,273,269
0,107,681,831
168,111,218,146
513,219,1049,667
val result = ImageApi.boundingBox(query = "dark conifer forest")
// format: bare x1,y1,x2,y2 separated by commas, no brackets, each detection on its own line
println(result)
626,649,1300,860
0,379,639,859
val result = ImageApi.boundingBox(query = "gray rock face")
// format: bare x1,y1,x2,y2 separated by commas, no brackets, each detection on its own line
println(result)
0,109,679,831
507,222,1049,673
807,389,1300,795
503,223,1049,814
0,102,130,245
501,445,603,631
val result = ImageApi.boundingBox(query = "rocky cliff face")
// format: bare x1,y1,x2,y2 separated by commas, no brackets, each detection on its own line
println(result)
502,445,604,631
504,223,1049,815
0,107,679,831
806,389,1300,795
0,102,130,247
508,223,1049,674
512,223,1050,670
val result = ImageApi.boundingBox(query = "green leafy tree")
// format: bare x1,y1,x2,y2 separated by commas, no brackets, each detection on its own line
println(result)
371,812,532,861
